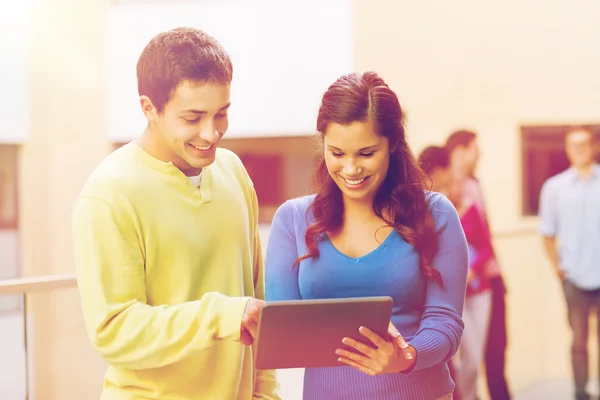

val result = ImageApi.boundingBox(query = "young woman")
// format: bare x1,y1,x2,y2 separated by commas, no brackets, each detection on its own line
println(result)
265,72,468,400
452,199,493,400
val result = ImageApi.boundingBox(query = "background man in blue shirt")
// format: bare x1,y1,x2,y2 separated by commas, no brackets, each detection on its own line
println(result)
539,126,600,400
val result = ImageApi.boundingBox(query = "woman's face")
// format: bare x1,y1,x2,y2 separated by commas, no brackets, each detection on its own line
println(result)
323,120,391,204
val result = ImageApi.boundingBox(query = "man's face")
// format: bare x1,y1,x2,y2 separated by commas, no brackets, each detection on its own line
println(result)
565,130,594,169
141,80,231,176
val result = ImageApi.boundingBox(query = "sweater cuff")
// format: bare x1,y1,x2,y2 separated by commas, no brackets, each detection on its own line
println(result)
408,329,452,371
218,296,252,342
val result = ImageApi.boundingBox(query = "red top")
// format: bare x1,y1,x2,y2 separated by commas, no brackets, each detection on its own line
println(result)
460,203,492,295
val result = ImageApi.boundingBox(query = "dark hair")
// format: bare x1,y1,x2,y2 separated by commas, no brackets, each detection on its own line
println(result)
418,146,450,176
445,130,477,154
297,72,442,286
136,27,233,113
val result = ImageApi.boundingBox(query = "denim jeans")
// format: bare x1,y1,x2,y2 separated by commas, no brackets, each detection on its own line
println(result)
562,280,600,400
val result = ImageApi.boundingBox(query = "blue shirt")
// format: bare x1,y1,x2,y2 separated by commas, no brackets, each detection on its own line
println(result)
265,192,468,400
539,164,600,290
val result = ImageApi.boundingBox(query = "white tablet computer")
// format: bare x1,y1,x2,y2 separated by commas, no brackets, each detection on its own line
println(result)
255,296,394,370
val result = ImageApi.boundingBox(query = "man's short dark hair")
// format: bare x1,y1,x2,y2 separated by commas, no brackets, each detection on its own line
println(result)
565,126,595,140
445,130,477,154
137,27,233,113
418,145,450,175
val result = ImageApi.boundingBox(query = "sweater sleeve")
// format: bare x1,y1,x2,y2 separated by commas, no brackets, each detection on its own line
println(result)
244,178,281,400
72,195,250,370
265,202,303,301
408,194,468,371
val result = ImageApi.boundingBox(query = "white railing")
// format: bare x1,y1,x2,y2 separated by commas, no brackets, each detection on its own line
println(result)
0,274,77,296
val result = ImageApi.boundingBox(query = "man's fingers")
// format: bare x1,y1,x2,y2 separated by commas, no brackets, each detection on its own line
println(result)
247,320,258,337
240,298,264,346
248,298,264,322
240,327,254,346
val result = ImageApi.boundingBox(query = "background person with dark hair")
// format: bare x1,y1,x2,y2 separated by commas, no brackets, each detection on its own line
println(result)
446,130,512,400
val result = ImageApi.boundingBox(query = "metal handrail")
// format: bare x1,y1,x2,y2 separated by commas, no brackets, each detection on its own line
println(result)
0,274,77,296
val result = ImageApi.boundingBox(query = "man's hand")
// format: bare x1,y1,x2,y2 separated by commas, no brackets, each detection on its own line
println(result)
240,298,264,346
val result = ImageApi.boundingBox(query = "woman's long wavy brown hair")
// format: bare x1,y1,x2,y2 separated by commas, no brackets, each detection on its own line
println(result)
296,72,442,286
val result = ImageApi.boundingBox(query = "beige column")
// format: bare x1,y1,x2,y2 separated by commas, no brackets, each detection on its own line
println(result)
20,0,112,398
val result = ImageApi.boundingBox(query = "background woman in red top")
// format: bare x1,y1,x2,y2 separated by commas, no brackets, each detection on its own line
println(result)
419,146,492,400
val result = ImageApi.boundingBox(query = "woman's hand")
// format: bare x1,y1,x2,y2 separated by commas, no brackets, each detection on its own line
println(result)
335,322,416,376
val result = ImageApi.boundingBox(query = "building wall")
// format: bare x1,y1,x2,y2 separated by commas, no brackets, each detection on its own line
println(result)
14,0,600,398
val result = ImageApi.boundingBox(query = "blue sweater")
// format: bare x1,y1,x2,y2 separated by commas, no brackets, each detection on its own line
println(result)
265,193,468,400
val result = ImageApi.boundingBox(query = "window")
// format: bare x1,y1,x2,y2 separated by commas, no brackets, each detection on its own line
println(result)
0,145,20,312
113,137,319,223
0,145,18,229
521,124,600,216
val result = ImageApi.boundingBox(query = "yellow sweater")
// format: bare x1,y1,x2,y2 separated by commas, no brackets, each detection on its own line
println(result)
72,143,279,400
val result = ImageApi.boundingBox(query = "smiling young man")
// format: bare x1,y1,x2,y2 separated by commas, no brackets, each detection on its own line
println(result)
72,28,279,400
